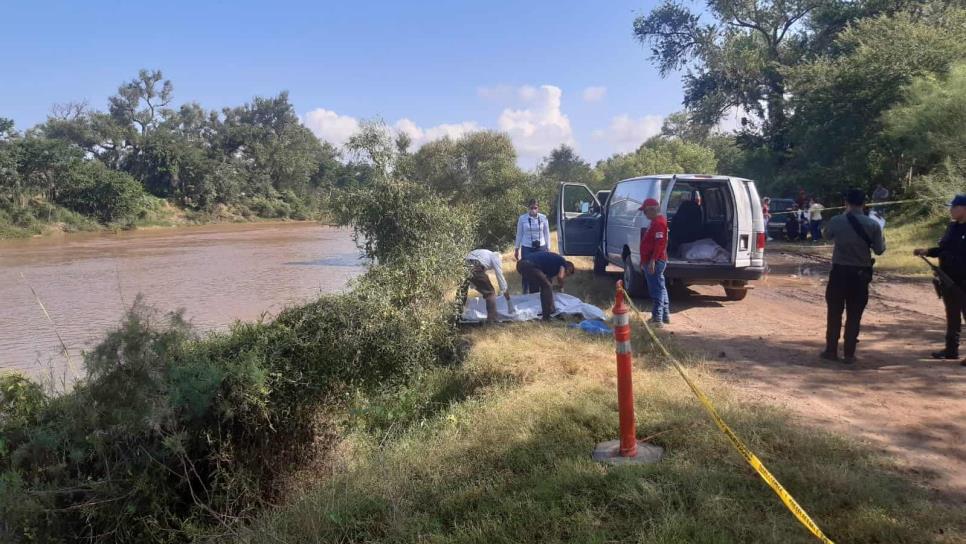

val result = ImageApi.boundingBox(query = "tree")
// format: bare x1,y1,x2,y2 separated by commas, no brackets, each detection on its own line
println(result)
109,69,174,136
344,119,405,180
595,137,718,187
0,118,16,140
884,62,966,174
407,131,526,248
538,145,597,185
633,0,914,152
785,9,966,194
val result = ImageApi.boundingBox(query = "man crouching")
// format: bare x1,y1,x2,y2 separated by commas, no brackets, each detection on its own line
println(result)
516,251,575,321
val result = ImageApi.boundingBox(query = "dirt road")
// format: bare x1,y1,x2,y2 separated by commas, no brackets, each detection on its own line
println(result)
667,247,966,503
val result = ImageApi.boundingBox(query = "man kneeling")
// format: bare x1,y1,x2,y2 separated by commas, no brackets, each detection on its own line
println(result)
516,251,575,321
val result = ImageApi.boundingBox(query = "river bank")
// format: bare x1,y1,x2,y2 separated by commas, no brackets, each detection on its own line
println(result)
0,197,335,240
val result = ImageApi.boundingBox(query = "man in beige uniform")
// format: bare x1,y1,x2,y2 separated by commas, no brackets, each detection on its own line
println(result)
459,248,511,322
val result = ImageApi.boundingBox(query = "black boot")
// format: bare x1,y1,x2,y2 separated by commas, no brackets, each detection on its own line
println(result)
842,341,857,364
932,350,960,360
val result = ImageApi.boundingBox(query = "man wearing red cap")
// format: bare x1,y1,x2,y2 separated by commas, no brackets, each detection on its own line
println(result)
639,198,670,326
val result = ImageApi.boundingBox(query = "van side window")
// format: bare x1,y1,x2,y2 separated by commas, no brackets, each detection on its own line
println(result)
611,179,659,217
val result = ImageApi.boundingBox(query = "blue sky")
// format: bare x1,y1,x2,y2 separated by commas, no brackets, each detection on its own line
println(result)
2,0,698,167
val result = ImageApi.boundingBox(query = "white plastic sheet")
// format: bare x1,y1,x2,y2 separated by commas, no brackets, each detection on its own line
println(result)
461,292,606,323
678,238,730,263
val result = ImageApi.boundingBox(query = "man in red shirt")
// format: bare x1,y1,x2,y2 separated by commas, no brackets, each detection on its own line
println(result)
640,198,670,326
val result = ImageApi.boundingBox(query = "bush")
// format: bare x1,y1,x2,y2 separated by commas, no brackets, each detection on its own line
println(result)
0,174,472,542
56,162,146,223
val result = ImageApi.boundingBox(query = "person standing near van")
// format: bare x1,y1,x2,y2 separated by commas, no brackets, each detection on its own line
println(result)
821,189,886,364
639,198,670,326
514,199,551,293
913,195,966,364
808,198,825,242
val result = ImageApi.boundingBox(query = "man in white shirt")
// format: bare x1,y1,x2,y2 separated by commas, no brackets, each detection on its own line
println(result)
808,198,825,242
513,199,551,293
460,248,511,322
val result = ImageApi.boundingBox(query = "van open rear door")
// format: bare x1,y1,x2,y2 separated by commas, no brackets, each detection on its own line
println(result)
556,183,602,256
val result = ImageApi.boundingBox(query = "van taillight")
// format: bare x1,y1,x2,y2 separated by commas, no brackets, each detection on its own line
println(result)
755,232,766,251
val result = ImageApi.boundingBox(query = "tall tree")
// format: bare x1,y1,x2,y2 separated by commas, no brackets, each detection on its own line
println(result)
108,69,174,136
538,145,597,185
634,0,831,152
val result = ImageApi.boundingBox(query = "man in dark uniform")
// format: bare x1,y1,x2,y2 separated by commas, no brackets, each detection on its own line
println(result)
516,251,575,321
821,189,886,364
914,194,966,365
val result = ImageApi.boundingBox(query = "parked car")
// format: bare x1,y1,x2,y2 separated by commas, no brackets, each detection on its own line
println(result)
765,198,795,238
556,174,766,300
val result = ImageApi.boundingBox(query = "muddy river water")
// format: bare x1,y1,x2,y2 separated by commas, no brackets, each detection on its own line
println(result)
0,222,364,380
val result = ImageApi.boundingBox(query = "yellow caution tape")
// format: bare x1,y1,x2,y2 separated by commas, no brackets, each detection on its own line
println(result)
619,287,835,544
768,196,938,216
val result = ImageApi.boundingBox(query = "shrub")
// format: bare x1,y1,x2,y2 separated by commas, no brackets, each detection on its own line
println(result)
56,162,146,223
0,174,472,542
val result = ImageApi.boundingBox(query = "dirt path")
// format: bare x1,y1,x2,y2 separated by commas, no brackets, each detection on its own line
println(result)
666,248,966,503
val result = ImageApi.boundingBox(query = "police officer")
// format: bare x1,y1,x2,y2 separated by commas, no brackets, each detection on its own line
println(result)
821,189,886,364
913,194,966,365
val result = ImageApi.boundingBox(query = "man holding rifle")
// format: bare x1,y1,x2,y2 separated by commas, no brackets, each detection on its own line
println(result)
914,194,966,364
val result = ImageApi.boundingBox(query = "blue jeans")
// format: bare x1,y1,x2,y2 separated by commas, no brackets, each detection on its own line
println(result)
643,260,670,322
520,245,545,293
810,219,822,241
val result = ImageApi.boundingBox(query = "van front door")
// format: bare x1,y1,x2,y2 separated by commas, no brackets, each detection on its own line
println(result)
556,183,602,256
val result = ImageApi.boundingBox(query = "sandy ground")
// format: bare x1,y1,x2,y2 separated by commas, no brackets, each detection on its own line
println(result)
664,247,966,504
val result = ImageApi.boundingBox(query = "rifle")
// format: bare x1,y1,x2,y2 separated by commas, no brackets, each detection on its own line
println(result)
919,255,963,299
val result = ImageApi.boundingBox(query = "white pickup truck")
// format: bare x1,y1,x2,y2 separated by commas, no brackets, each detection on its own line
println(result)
556,174,767,300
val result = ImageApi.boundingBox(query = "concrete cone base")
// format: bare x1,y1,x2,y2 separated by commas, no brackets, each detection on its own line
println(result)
592,439,664,465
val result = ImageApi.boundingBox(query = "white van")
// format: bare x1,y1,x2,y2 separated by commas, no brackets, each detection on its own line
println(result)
556,174,766,300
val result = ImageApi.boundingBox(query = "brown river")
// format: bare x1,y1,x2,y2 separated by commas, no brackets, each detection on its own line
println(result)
0,222,364,381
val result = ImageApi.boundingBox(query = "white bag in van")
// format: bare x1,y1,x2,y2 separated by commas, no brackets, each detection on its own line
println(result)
679,238,730,263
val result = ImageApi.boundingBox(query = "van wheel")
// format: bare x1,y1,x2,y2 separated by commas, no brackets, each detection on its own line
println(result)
623,256,647,298
724,287,748,301
593,252,608,275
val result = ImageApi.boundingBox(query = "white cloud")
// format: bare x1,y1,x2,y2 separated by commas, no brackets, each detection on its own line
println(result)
302,109,479,151
592,114,664,153
498,84,575,161
302,108,360,147
303,84,576,167
581,86,607,102
394,118,480,147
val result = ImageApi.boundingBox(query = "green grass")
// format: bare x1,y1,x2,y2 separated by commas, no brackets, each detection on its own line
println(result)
230,252,964,544
875,213,949,274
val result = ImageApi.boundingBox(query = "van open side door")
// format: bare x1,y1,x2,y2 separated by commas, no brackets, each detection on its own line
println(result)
556,182,602,256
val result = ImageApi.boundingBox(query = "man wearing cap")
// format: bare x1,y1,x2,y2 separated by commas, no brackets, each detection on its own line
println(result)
459,248,512,323
514,199,551,293
821,189,886,364
640,198,670,326
913,195,966,365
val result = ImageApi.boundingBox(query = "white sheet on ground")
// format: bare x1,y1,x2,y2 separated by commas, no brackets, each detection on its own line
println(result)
461,292,606,323
678,238,730,263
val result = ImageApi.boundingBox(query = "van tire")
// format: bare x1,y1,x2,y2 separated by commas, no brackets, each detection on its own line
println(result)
593,252,608,275
724,287,748,301
623,256,647,298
